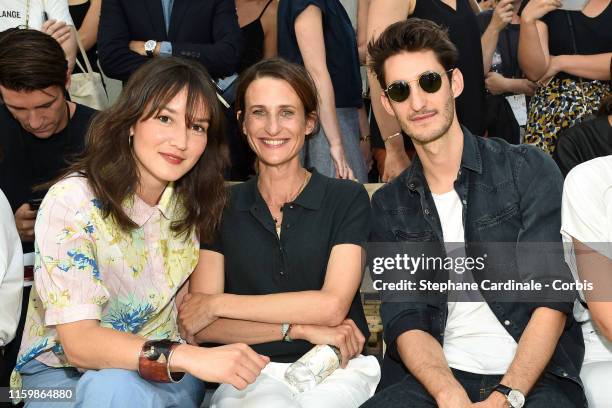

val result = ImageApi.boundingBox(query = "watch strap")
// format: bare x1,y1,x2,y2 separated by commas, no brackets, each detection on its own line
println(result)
493,384,513,396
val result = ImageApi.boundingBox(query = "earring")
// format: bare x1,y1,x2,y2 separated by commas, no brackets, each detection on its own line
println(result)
129,133,133,147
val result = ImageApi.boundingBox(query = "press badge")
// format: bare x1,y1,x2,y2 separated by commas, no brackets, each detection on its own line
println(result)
506,94,527,126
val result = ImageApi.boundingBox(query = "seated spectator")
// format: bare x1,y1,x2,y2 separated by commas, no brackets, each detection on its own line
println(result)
0,0,77,71
0,188,22,359
363,19,585,407
0,28,97,388
178,59,381,407
366,0,486,182
561,154,612,407
10,57,268,407
478,0,537,143
519,0,612,155
278,0,369,182
68,0,101,73
97,0,243,83
555,94,612,177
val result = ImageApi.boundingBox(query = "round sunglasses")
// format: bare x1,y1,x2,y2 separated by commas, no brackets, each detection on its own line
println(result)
384,69,454,103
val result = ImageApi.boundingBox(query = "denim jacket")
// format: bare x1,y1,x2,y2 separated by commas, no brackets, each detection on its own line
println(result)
370,128,584,391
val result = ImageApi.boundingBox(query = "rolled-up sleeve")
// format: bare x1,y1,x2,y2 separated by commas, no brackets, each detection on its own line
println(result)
34,182,109,326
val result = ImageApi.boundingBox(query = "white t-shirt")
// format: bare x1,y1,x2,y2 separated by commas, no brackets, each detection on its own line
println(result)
0,0,73,31
561,155,612,363
0,188,23,347
433,190,517,375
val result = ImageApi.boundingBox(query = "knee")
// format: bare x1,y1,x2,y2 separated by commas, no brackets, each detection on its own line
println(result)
77,369,151,403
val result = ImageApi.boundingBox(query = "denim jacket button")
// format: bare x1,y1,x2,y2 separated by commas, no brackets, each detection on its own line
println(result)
409,183,416,189
504,320,511,326
562,372,568,377
462,199,467,205
424,208,430,215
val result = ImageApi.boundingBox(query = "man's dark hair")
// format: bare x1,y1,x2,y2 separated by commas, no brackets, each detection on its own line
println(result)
368,18,459,89
0,28,68,92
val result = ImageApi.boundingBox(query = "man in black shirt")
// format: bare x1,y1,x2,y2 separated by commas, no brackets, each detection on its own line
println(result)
0,28,96,388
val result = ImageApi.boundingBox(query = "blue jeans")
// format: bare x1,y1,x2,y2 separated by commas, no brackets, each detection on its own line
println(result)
19,359,205,408
302,107,368,183
360,368,586,408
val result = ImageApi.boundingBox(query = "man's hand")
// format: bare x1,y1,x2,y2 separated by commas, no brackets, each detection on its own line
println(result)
436,387,473,408
41,20,71,45
521,0,561,23
178,293,219,344
292,319,366,368
491,0,515,32
14,203,36,242
128,40,146,56
382,148,411,182
174,343,269,390
485,72,510,95
330,143,357,181
472,390,508,407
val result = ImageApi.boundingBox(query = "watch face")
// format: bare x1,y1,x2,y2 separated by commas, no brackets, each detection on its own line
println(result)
508,390,525,408
145,40,156,52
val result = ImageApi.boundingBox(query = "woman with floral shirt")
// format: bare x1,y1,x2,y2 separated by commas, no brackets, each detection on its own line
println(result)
10,57,268,407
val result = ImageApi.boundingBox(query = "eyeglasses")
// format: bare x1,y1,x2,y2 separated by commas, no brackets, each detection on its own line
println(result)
384,69,454,103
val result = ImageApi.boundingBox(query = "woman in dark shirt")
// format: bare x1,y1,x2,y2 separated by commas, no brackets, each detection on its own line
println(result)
236,0,277,73
178,59,380,407
519,0,611,155
68,0,101,73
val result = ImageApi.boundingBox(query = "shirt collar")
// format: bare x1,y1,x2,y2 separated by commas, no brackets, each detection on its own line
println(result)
125,182,177,227
236,168,326,211
402,126,482,191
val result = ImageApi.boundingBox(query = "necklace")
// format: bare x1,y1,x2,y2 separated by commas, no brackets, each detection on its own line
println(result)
260,170,310,227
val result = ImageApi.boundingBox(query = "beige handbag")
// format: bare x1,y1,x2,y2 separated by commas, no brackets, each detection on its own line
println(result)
69,29,109,110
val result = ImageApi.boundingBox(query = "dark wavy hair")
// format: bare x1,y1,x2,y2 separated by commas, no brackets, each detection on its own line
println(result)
234,58,320,138
60,57,229,242
367,18,459,89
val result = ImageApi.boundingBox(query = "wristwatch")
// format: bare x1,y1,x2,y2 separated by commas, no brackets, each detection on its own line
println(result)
493,384,525,408
144,40,157,57
281,323,293,342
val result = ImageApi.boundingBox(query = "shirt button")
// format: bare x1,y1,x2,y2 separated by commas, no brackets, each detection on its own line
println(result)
280,270,285,276
462,199,467,205
289,205,294,209
562,372,568,377
504,320,511,326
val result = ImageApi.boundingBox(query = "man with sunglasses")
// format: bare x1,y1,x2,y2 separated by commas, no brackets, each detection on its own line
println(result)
362,19,585,408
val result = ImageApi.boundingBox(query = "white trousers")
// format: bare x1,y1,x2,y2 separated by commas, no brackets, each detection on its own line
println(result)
581,322,612,408
211,355,381,408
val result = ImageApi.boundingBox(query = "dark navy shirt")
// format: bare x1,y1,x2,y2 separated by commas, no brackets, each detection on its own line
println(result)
277,0,362,108
202,170,370,362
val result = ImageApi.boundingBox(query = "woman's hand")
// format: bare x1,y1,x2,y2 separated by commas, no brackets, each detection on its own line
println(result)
173,343,269,390
178,293,219,344
330,143,356,181
521,0,561,23
292,319,366,368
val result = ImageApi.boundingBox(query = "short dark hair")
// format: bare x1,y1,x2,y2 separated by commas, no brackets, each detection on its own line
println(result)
234,58,319,137
368,18,459,89
0,28,68,92
59,57,229,242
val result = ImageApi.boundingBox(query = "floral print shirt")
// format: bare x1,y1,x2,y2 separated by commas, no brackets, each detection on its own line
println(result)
10,176,199,390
